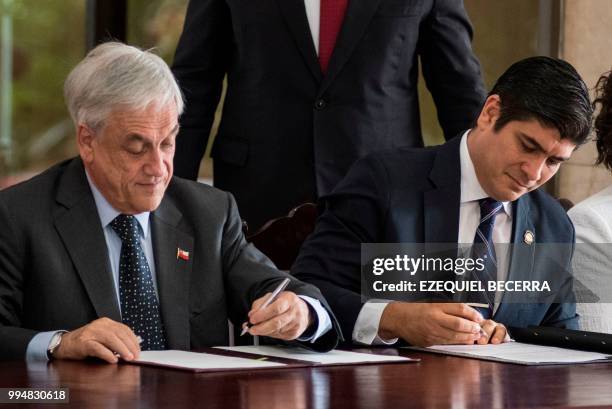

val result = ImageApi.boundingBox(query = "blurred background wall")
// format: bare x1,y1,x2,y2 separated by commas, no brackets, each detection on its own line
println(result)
556,0,612,202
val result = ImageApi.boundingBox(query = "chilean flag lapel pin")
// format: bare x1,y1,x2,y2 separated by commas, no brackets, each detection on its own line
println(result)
177,248,190,261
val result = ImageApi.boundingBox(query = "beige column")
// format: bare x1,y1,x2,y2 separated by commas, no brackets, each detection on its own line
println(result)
557,0,612,203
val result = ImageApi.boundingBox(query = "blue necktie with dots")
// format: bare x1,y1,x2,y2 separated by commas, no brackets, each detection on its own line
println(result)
470,198,503,317
110,214,167,350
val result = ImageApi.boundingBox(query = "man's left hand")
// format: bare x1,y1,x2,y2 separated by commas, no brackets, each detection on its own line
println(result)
246,291,312,340
476,319,511,344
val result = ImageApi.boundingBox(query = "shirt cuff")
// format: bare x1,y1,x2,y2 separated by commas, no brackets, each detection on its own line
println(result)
296,295,333,343
352,301,399,345
26,331,63,362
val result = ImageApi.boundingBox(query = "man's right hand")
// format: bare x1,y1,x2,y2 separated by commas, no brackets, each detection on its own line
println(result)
52,318,141,363
378,302,484,346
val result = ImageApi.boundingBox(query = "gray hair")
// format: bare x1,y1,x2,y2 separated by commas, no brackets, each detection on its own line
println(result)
64,42,184,130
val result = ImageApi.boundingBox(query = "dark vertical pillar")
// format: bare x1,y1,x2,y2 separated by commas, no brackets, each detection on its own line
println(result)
86,0,127,51
538,0,563,196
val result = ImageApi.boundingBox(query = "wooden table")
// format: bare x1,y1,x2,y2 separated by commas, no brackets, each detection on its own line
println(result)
1,349,612,408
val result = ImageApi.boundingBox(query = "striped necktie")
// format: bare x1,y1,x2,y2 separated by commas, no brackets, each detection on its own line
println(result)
470,198,503,315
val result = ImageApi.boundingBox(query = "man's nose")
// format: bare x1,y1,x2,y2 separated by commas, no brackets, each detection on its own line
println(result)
520,157,546,184
145,149,165,177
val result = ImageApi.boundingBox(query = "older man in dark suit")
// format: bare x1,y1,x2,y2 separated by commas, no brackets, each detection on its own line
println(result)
172,0,486,231
292,57,592,347
0,42,340,362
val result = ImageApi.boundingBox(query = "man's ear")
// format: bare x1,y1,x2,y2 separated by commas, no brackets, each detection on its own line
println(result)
475,95,501,131
77,124,96,164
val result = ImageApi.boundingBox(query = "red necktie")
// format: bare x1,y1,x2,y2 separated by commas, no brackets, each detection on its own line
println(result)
319,0,348,74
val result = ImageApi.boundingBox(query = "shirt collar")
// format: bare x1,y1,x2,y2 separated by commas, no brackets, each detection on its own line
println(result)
459,130,512,217
85,170,151,238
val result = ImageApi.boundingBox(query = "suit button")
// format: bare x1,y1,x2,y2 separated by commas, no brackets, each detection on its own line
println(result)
314,99,326,110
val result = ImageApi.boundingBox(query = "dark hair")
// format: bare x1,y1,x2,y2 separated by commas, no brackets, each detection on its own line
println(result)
489,56,593,146
593,71,612,171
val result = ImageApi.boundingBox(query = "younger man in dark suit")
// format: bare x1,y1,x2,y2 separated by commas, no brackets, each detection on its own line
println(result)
293,57,592,347
0,42,339,362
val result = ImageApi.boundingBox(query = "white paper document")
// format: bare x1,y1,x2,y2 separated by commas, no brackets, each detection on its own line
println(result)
216,345,415,365
134,350,286,371
406,342,612,365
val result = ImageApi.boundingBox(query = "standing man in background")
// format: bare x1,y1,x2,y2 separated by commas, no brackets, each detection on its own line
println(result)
172,0,486,231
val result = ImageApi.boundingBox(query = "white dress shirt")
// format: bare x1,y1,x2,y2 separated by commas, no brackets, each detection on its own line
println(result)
569,185,612,333
304,0,320,55
353,131,513,345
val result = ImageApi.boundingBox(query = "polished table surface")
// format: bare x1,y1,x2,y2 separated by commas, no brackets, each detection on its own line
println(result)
2,348,612,409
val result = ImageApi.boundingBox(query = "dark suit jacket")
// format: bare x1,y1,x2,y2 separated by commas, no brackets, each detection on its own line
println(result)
0,158,340,360
292,136,578,342
172,0,486,230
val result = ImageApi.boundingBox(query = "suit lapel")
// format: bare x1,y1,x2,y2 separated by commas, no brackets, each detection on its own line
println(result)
277,0,323,83
318,0,383,95
494,195,535,321
151,194,193,350
507,196,535,282
424,137,462,244
53,159,121,321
